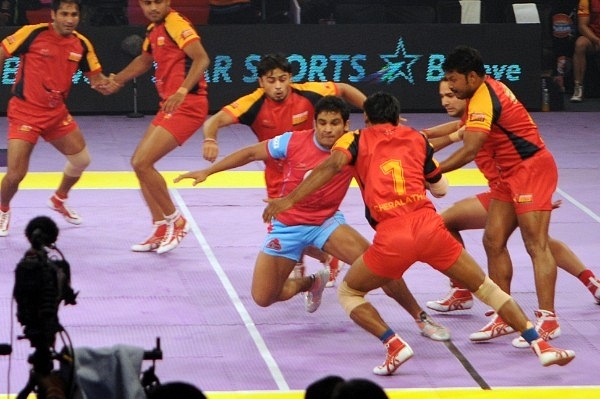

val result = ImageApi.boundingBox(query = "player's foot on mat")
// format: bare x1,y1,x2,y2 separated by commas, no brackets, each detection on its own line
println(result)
512,309,560,348
531,338,575,367
48,195,82,225
131,223,167,252
0,210,10,237
305,268,329,313
373,335,414,376
426,287,473,312
157,215,189,254
417,312,450,341
469,310,515,342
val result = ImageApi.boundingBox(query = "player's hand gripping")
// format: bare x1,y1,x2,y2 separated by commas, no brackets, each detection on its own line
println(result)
262,197,294,222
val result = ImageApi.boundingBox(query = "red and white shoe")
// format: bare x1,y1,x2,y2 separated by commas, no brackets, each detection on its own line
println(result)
157,215,189,254
323,255,343,288
0,209,10,237
426,287,473,312
512,309,561,348
48,194,82,225
531,338,575,367
469,311,515,342
131,222,167,252
372,335,414,376
585,276,600,304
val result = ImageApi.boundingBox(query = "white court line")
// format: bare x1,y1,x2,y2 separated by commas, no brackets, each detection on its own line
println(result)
170,189,290,391
557,187,600,223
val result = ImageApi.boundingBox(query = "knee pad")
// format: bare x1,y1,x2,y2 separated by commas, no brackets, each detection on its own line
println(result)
64,147,91,177
337,281,368,316
473,275,511,312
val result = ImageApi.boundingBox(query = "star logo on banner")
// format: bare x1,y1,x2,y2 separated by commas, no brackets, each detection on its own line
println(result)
363,37,422,85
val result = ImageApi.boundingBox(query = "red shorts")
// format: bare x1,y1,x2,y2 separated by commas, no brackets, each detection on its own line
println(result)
476,191,492,211
152,94,208,145
7,98,78,144
363,207,463,280
491,150,557,214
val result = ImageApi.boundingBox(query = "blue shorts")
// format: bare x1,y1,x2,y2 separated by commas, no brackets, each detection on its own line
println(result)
261,211,346,262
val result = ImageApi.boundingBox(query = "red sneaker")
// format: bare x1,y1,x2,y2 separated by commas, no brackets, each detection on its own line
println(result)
131,223,167,252
157,215,189,254
531,338,575,367
372,335,414,376
469,311,515,342
426,287,473,312
512,310,560,348
48,195,82,225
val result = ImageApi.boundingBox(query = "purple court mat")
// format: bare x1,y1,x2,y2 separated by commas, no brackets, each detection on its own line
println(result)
0,112,599,394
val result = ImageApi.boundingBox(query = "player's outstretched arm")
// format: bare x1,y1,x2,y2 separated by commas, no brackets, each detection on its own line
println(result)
175,141,268,186
202,110,236,163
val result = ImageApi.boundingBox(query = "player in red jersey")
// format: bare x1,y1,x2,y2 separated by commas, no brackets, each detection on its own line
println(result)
263,91,575,375
176,96,450,341
424,79,600,339
439,45,567,348
108,0,210,254
202,53,367,286
0,0,112,237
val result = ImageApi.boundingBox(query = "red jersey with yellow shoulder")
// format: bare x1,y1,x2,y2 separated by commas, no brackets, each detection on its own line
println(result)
1,23,102,109
143,9,207,101
463,76,546,172
333,124,442,228
578,0,600,37
222,81,340,141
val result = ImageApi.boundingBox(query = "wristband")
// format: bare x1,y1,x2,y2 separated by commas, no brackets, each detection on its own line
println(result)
203,138,217,144
176,87,188,95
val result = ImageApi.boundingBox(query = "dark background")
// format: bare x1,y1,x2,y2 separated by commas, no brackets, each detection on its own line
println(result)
0,23,542,115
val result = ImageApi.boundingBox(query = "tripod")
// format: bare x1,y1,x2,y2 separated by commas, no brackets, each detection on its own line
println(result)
17,345,70,399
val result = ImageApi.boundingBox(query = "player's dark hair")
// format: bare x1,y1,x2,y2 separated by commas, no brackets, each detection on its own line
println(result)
315,96,350,122
442,45,486,77
331,378,389,399
363,91,401,126
305,375,344,399
258,53,292,76
52,0,81,12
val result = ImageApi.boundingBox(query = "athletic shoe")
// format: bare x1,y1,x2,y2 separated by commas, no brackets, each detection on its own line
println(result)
48,195,82,225
305,268,329,313
585,277,600,304
0,210,9,237
323,255,342,288
131,223,167,252
426,287,473,312
417,312,451,341
512,309,561,348
570,84,583,103
372,335,414,376
469,311,515,342
530,338,575,367
289,263,305,279
156,215,189,254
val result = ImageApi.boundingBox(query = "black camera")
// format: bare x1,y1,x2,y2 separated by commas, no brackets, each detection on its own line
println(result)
13,216,77,351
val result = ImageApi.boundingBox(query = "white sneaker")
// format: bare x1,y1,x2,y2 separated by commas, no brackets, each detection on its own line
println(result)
131,222,167,252
305,268,329,313
0,210,10,237
156,215,189,254
512,309,561,348
372,335,414,376
416,312,451,341
530,338,575,367
48,195,82,225
570,84,583,102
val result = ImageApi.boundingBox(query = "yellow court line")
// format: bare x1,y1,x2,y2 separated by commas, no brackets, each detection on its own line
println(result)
2,386,600,399
0,169,487,190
